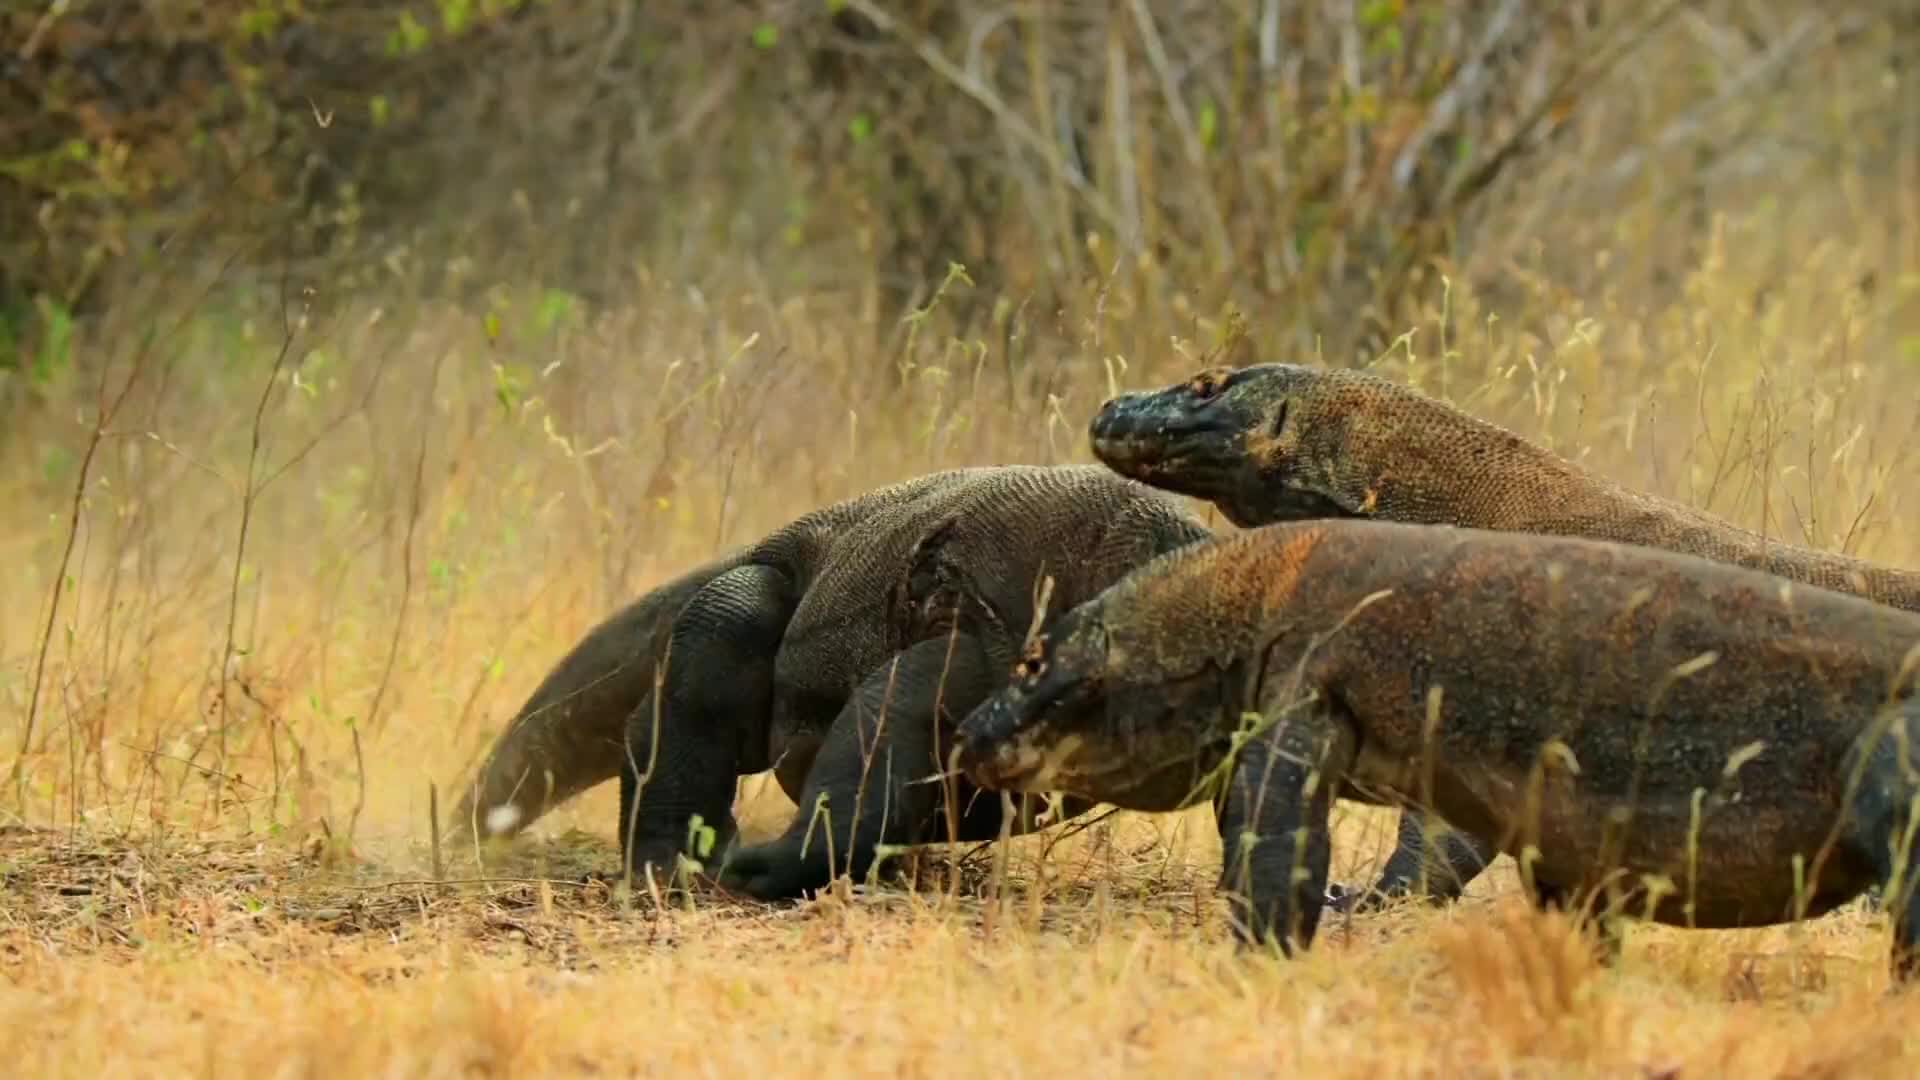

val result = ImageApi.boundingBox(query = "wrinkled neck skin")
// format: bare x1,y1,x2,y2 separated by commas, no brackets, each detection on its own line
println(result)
1239,381,1595,530
1218,462,1357,528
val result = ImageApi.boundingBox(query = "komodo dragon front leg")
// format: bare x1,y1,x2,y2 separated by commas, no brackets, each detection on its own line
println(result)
618,563,796,883
1215,695,1359,952
719,635,1097,898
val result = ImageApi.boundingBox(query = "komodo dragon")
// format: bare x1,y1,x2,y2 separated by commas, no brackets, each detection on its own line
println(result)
1087,360,1920,910
953,519,1920,979
447,464,1213,899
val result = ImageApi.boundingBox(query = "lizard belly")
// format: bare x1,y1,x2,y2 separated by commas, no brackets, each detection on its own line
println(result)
1346,741,1504,828
764,685,847,802
1345,740,1428,805
1466,765,1877,928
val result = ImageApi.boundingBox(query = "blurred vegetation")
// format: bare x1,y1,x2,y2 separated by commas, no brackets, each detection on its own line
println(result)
4,2,1913,410
0,1,1916,851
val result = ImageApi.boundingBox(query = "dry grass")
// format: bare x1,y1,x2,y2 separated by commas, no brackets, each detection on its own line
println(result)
2,813,1919,1077
3,186,1920,1073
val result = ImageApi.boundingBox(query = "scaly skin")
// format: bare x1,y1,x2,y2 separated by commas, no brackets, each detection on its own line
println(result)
1088,361,1920,910
447,551,751,841
954,519,1920,979
447,465,1213,898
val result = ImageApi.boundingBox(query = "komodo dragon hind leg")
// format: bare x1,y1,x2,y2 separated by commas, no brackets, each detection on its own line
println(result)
1215,696,1358,954
1325,811,1499,914
1841,698,1920,985
718,634,1098,900
619,563,794,888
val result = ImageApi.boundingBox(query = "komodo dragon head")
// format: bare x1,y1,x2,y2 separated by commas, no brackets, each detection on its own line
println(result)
954,600,1240,815
1089,362,1355,528
1099,359,1520,532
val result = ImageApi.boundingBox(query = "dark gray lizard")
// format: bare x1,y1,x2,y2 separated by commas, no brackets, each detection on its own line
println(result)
448,465,1213,899
953,518,1920,980
1086,360,1920,910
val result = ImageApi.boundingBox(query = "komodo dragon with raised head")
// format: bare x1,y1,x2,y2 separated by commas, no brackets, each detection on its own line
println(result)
953,519,1920,979
447,464,1213,899
1086,360,1920,910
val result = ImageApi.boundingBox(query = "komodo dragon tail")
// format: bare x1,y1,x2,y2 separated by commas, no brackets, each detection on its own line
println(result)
444,550,752,843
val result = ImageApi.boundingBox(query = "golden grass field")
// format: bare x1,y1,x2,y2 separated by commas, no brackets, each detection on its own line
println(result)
3,202,1919,1076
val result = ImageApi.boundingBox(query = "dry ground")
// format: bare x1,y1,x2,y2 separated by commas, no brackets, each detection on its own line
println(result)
4,215,1919,1075
1,797,1917,1077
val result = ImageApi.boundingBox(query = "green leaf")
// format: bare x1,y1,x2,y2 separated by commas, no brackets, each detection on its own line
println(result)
41,444,73,486
238,9,282,40
368,95,391,128
492,362,525,417
536,288,578,333
386,12,430,56
848,112,873,142
32,298,73,385
751,23,779,49
688,815,716,859
442,0,473,34
1197,100,1218,150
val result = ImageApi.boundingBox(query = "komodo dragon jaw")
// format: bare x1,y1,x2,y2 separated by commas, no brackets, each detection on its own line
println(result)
957,622,1110,794
958,619,1240,814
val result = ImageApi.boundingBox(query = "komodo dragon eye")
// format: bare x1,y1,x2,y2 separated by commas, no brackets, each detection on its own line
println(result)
1016,638,1048,681
1187,367,1231,400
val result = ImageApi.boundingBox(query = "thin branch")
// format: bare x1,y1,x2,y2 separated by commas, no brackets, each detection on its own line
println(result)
1443,0,1697,213
1124,0,1233,266
839,0,1122,237
351,344,449,841
1585,12,1833,200
135,430,234,489
14,331,148,813
257,347,397,491
1389,0,1528,192
210,270,306,813
352,876,609,892
113,741,262,793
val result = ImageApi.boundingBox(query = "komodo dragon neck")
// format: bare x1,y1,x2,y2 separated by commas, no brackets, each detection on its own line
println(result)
1332,380,1920,611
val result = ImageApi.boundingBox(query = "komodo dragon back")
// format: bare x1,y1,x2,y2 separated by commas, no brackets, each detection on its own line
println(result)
890,466,1216,670
1090,362,1920,612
